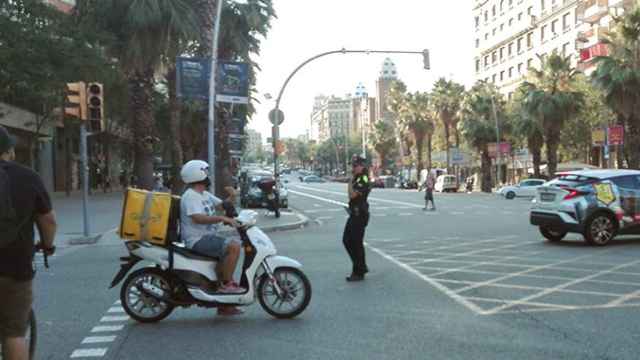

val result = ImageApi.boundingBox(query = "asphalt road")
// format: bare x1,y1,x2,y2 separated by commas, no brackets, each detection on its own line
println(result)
33,175,640,360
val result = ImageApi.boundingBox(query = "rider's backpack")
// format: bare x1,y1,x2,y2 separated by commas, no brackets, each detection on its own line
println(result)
0,163,24,248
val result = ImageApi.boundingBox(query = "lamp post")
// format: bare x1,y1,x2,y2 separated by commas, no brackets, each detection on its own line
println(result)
207,0,224,192
489,91,501,187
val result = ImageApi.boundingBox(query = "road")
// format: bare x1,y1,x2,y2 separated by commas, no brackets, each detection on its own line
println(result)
33,176,640,360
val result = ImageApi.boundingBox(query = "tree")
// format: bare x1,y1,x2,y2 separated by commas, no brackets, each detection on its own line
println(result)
520,53,584,177
79,0,200,189
459,82,507,192
510,88,544,177
370,121,397,173
592,5,640,168
432,78,465,170
397,92,435,176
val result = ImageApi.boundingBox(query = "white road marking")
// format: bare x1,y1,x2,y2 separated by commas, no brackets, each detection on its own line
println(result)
91,325,124,333
291,186,423,208
302,208,343,213
82,336,117,344
70,348,108,358
316,216,333,221
606,289,640,307
398,213,414,216
313,203,322,207
100,315,129,322
107,307,125,313
288,190,348,207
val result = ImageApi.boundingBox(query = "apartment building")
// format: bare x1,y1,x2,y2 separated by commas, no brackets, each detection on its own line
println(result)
575,0,635,74
473,0,581,97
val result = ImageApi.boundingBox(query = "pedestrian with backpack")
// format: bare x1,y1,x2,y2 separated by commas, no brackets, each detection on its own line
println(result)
0,125,57,360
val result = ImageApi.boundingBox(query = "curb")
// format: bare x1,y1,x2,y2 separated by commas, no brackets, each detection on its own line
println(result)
218,209,310,236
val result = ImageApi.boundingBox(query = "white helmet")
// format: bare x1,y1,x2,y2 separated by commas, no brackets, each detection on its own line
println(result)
180,160,209,184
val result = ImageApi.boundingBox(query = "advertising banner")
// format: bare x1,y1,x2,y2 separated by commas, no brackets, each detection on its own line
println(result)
608,125,624,146
176,57,210,100
592,128,606,146
488,142,511,158
216,62,250,104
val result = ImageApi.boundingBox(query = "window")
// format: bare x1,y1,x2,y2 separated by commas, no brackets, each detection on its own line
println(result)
611,176,640,190
552,20,559,34
518,63,523,73
517,37,523,53
492,5,496,16
509,18,514,26
518,12,523,21
492,51,497,63
562,42,569,56
509,67,514,78
527,58,533,68
475,38,480,48
509,0,513,6
500,23,505,31
541,0,545,11
492,74,497,83
527,6,533,15
476,59,481,72
484,55,490,66
563,12,570,30
493,28,497,36
500,0,505,11
475,16,480,28
527,32,533,48
508,42,513,56
500,71,505,81
541,25,546,42
485,33,489,40
500,47,505,60
484,11,488,22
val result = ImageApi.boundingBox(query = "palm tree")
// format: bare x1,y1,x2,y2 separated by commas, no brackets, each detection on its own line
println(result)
432,78,465,170
388,80,410,164
520,53,584,177
80,0,200,189
370,121,397,173
592,5,640,169
397,92,435,176
459,82,506,192
511,88,544,177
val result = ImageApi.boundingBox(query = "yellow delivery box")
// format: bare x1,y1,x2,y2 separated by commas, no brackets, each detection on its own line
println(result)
119,188,180,246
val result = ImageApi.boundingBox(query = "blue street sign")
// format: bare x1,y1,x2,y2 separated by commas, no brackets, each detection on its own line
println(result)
176,57,210,100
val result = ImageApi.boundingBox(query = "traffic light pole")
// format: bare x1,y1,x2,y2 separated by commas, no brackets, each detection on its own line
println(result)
272,48,429,178
80,123,90,237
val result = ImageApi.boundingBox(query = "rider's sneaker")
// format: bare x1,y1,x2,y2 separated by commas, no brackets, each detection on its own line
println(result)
219,282,246,294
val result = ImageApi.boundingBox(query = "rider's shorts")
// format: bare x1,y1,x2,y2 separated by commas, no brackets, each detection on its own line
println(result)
193,234,240,259
0,277,33,338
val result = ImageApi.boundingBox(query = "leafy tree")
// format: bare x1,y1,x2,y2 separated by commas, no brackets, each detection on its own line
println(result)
510,88,544,177
432,78,465,170
520,53,584,176
592,5,640,168
459,82,507,192
397,92,435,175
370,121,397,173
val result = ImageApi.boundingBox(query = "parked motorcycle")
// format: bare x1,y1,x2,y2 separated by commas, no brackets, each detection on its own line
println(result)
110,201,311,322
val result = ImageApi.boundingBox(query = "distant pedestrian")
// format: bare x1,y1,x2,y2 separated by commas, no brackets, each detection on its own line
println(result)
423,172,436,211
343,155,371,282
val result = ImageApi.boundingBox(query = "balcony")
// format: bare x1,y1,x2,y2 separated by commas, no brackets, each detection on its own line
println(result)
609,0,634,8
580,4,609,24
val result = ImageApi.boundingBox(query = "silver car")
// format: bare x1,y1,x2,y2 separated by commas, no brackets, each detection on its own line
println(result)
530,169,640,246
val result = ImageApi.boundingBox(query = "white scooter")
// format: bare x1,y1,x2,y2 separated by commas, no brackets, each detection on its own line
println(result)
110,201,312,322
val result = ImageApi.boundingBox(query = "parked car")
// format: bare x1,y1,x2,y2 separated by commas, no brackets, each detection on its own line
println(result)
434,175,458,192
498,178,546,199
530,169,640,246
302,175,326,183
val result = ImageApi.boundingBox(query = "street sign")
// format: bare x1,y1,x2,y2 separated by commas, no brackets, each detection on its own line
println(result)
608,125,624,145
216,62,250,104
228,137,243,154
176,57,210,100
228,117,245,136
269,109,285,125
592,128,606,146
488,142,511,158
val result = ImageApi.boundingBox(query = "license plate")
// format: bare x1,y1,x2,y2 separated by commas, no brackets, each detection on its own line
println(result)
540,193,555,202
267,194,275,200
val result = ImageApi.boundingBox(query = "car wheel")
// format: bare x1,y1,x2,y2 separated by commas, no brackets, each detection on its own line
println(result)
584,213,617,246
505,191,516,200
539,227,567,242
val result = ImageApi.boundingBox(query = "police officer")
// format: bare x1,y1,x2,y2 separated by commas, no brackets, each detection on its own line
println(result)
343,155,371,282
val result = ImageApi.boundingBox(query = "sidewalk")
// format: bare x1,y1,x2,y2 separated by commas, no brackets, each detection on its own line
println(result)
50,191,309,247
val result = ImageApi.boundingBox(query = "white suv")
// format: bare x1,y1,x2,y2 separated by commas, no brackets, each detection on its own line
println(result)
530,169,640,246
499,178,546,199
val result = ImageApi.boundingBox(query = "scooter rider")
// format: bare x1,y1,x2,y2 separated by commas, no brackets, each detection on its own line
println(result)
343,155,371,282
179,160,245,315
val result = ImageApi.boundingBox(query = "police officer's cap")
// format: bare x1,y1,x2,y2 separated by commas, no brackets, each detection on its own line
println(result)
351,154,366,166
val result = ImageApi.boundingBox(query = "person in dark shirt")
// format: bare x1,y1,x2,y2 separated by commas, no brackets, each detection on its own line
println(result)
0,125,57,360
342,155,371,282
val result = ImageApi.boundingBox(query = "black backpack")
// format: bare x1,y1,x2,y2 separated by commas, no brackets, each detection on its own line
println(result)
0,163,25,248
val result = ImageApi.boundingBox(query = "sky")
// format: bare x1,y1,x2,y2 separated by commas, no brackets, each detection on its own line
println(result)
249,0,475,142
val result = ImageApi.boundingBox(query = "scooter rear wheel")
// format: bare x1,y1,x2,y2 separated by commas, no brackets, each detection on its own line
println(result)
257,267,311,319
120,268,175,323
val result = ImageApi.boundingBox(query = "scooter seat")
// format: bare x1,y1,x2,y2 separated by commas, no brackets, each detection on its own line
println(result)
171,245,219,262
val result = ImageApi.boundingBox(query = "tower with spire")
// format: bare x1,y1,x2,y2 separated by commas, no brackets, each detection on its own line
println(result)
375,58,398,125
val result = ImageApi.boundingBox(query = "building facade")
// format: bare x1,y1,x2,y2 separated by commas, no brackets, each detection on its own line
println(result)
473,0,581,97
245,128,262,156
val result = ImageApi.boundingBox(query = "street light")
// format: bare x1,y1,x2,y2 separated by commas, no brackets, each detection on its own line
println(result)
486,84,501,187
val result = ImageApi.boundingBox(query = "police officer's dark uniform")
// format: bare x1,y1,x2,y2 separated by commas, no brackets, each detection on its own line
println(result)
343,155,371,282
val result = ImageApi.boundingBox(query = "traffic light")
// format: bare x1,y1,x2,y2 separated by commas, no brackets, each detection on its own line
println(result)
64,82,87,120
422,49,430,70
86,82,104,132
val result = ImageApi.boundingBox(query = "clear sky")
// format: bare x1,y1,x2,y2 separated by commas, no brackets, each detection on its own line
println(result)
250,0,475,142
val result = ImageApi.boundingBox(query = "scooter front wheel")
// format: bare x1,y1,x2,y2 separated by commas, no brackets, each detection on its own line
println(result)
120,268,175,323
257,267,311,319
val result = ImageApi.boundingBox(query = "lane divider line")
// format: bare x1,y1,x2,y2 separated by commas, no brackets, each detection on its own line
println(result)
81,336,117,344
70,349,108,358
